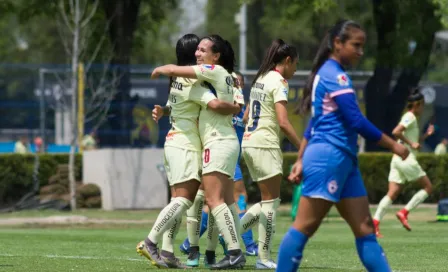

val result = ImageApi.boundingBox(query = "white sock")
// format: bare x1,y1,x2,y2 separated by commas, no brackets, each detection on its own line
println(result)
239,202,261,234
211,203,240,250
206,212,219,251
373,195,393,222
258,198,280,262
186,189,205,247
161,216,182,253
405,189,429,212
148,197,192,244
228,203,241,239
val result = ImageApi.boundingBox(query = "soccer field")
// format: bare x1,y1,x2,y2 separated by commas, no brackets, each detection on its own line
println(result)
0,206,446,272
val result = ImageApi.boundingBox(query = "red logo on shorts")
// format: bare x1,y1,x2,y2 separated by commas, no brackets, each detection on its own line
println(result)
328,180,338,194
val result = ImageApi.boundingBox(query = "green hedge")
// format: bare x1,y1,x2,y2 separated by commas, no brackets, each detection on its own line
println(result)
0,154,82,206
242,152,448,204
1,153,447,206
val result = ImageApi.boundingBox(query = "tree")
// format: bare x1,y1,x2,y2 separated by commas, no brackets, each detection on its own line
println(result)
52,0,118,210
100,0,177,147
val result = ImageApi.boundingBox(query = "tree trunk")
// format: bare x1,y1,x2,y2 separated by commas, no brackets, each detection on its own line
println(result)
102,0,140,146
69,0,81,210
364,0,398,151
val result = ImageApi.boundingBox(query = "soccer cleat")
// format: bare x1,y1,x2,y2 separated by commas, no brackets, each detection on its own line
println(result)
161,254,191,269
136,239,168,268
255,259,277,269
210,250,246,270
396,210,412,231
245,242,258,256
218,234,228,255
204,250,216,268
179,239,190,255
186,247,200,267
373,219,383,238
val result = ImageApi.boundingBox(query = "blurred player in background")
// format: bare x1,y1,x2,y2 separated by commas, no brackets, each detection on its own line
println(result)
373,88,434,237
276,20,409,272
151,34,246,270
240,39,301,269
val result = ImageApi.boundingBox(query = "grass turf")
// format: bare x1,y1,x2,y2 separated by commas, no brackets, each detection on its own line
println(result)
0,206,446,271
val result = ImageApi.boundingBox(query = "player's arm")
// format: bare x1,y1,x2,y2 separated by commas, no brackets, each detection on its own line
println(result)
243,103,250,124
332,92,408,159
190,84,240,115
152,102,171,123
151,65,197,79
419,123,434,143
392,124,414,146
275,101,301,149
208,100,241,115
298,119,313,159
288,120,311,183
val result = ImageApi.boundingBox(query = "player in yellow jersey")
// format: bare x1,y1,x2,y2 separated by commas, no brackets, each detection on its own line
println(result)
240,39,302,269
136,34,239,269
151,35,246,269
373,88,434,237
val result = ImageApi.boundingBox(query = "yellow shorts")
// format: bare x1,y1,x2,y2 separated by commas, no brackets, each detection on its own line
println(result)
164,146,201,186
388,154,426,184
202,139,239,177
242,147,283,182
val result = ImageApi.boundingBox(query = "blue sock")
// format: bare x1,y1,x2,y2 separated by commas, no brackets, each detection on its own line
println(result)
239,212,255,247
199,210,208,237
356,234,391,272
276,227,308,272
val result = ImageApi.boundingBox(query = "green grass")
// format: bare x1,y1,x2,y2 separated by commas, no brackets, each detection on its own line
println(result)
0,207,447,271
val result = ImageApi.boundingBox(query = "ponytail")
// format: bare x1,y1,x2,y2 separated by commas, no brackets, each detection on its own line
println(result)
297,33,331,114
297,19,362,115
252,39,297,87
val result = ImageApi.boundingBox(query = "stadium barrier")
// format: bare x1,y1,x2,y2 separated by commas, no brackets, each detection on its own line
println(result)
1,152,447,208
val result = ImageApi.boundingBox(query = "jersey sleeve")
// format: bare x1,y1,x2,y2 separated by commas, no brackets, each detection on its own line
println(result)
273,78,289,103
233,87,245,105
189,82,217,108
192,64,218,83
399,112,416,128
324,72,355,98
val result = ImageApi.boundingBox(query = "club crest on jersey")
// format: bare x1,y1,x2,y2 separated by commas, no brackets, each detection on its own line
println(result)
337,73,349,86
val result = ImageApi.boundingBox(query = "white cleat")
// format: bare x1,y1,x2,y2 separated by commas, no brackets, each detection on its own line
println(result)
255,259,277,269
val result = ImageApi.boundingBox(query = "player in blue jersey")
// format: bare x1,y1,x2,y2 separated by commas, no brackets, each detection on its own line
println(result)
276,20,409,272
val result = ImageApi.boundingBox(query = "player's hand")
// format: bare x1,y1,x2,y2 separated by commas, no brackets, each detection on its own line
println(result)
393,143,410,160
426,124,435,136
151,68,161,79
411,142,420,150
152,105,164,123
288,159,303,184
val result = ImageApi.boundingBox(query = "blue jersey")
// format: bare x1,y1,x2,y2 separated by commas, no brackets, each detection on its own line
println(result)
233,104,246,144
308,59,358,158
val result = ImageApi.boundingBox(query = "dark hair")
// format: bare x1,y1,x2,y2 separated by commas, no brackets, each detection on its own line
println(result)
406,87,424,109
298,20,362,114
169,34,200,92
202,35,236,73
252,39,297,87
176,34,200,66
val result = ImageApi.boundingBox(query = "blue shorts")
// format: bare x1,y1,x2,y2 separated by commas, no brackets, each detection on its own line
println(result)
301,142,366,203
